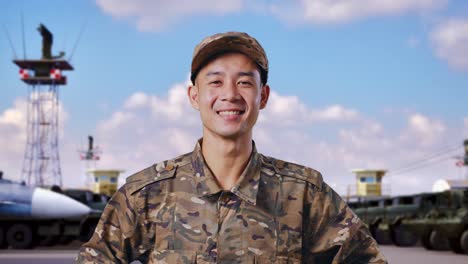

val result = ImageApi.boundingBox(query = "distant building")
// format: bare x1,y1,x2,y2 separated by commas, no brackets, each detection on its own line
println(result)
351,169,387,197
87,169,124,196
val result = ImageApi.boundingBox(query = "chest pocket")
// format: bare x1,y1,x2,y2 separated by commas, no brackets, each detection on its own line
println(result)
148,250,197,264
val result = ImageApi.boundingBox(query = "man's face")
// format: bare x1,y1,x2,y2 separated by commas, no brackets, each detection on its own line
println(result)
188,52,270,140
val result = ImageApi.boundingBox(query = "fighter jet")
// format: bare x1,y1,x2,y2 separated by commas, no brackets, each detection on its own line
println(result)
0,172,90,219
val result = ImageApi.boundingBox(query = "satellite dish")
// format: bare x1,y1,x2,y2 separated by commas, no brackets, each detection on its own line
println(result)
432,179,451,192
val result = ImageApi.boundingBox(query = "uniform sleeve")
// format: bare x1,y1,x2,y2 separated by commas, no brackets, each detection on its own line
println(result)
304,181,388,264
75,186,137,264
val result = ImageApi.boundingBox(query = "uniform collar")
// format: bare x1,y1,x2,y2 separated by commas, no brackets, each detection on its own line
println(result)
190,139,261,205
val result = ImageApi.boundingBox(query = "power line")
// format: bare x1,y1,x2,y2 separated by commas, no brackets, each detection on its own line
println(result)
387,155,453,177
388,151,458,175
388,143,461,175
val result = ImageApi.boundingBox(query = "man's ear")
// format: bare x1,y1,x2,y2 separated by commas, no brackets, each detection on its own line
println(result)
188,84,200,110
260,84,270,109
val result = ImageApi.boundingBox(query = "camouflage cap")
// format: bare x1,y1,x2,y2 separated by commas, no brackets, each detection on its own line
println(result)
190,32,268,84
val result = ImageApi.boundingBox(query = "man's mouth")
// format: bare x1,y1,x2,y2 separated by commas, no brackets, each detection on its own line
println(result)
217,110,245,116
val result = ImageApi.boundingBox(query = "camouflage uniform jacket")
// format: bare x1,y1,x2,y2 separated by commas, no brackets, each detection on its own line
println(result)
77,141,387,264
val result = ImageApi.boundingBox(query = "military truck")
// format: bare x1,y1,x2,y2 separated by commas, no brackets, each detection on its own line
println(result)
351,195,423,247
402,189,468,254
349,188,468,254
385,194,430,247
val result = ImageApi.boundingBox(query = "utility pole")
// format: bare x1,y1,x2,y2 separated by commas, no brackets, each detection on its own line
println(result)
464,139,468,180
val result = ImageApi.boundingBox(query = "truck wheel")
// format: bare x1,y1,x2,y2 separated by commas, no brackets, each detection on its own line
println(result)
391,225,418,247
421,230,434,250
460,229,468,254
6,224,35,249
429,230,450,251
374,228,392,245
0,226,7,248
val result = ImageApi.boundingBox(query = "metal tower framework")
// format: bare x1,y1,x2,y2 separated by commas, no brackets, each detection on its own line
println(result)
22,83,62,186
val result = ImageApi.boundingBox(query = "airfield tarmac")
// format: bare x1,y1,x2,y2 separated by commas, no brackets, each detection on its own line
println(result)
0,244,467,264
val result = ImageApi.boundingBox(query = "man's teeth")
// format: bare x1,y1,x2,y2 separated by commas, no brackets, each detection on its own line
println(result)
219,111,241,116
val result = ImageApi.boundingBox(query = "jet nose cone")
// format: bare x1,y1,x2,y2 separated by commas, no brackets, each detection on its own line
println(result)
31,188,91,218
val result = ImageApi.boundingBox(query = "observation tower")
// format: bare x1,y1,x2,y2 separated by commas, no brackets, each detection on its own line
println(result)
13,24,73,186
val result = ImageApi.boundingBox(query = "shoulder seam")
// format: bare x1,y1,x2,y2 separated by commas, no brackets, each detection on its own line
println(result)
126,164,177,195
260,154,323,190
125,152,192,195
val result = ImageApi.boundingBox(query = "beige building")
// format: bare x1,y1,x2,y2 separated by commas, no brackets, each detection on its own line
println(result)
351,169,387,197
87,169,124,196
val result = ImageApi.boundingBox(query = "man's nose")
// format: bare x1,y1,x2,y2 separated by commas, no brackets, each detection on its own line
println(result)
221,81,241,101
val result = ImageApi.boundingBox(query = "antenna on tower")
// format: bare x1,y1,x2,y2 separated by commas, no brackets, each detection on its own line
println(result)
68,19,88,62
2,24,18,59
21,10,27,59
61,32,68,54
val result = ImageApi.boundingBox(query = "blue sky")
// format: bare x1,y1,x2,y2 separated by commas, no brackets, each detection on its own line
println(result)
1,0,467,195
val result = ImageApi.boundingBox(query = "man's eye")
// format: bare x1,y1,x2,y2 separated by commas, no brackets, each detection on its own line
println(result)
238,81,252,86
210,80,222,85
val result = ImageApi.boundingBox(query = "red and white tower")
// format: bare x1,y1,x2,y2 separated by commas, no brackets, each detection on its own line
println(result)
13,24,73,187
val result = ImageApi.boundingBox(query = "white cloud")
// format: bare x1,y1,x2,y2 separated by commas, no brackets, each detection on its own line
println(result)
148,82,197,123
309,105,358,121
259,91,359,126
409,113,444,133
96,0,244,31
339,121,386,152
0,99,27,157
271,0,446,25
122,82,197,124
431,18,468,71
124,92,150,109
100,111,135,131
258,92,308,125
405,113,445,146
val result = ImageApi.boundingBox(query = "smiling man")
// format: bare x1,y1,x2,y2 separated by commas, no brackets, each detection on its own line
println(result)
76,32,387,263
